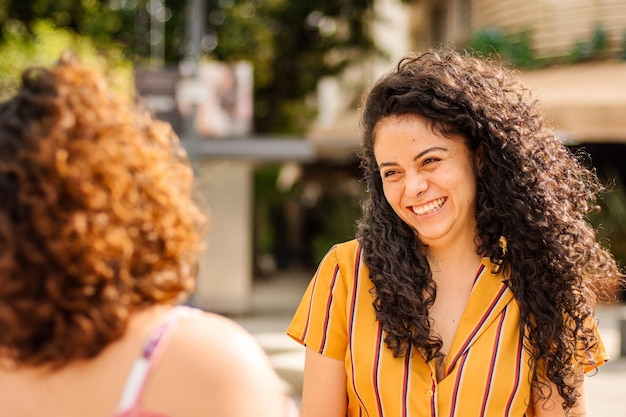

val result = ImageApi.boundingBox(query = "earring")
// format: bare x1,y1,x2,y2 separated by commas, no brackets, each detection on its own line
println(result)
498,236,508,256
490,236,508,274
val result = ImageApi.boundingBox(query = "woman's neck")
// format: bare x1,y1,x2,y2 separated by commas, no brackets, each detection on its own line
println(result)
426,241,483,279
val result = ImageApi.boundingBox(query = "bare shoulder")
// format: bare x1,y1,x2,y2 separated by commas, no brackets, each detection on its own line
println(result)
150,308,294,417
174,309,274,369
165,308,278,378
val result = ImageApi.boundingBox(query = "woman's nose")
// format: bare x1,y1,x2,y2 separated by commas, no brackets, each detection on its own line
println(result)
405,171,428,197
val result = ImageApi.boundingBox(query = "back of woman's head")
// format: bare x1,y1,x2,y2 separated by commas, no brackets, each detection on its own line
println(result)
0,56,206,368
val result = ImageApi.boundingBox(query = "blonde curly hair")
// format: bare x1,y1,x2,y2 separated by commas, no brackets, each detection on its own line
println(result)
0,56,206,368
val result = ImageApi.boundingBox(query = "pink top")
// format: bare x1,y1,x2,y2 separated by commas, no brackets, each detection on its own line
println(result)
112,307,193,417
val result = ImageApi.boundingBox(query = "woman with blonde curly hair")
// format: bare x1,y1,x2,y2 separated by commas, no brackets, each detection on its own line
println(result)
0,57,297,417
288,48,623,416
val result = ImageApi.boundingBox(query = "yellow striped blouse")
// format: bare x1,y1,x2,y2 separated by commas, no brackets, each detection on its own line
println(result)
287,239,608,417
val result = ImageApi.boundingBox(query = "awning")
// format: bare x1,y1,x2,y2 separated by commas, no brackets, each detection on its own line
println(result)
306,61,626,159
519,61,626,143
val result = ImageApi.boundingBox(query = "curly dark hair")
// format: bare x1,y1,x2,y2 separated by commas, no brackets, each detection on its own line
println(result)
356,48,623,411
0,56,206,369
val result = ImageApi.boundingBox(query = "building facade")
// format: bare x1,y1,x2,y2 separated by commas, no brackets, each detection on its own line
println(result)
311,0,626,145
410,0,626,59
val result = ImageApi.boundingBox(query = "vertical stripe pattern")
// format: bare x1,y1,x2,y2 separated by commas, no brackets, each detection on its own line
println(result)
286,239,609,417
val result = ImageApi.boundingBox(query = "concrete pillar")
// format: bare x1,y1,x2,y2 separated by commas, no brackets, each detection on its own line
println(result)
192,159,254,314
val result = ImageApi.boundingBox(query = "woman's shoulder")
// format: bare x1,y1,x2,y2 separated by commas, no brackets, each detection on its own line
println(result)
149,307,291,416
333,238,360,252
169,307,272,370
323,239,361,265
311,239,369,293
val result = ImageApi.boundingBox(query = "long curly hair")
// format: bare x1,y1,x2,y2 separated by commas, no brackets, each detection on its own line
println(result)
356,48,623,411
0,56,206,369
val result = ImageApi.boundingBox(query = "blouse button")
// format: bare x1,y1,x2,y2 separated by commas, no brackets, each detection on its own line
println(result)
425,390,434,398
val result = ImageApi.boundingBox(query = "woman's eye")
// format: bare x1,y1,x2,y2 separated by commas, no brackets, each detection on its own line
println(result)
382,170,397,178
422,157,440,166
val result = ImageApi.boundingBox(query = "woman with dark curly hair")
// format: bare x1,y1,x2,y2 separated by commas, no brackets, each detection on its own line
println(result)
288,48,623,416
0,57,297,417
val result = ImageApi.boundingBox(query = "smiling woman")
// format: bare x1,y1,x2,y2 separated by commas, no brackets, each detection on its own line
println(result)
373,114,479,253
287,47,624,417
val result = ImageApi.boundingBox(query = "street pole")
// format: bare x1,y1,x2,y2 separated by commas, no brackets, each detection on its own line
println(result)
180,0,205,308
186,0,205,73
148,0,166,67
183,0,205,165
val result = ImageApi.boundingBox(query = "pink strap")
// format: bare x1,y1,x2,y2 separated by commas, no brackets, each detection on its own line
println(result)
116,307,193,412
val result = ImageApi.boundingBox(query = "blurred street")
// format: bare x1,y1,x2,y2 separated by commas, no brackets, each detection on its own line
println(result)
231,272,626,416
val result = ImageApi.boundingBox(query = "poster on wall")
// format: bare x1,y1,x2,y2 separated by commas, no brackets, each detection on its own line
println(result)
176,61,253,138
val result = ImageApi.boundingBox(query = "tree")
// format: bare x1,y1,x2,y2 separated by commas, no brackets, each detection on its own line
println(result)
0,0,378,133
201,0,377,132
0,19,132,102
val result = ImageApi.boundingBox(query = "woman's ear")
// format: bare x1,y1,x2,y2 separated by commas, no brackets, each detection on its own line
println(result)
474,144,484,177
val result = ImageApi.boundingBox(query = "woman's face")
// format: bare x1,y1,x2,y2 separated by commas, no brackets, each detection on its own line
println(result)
373,114,479,251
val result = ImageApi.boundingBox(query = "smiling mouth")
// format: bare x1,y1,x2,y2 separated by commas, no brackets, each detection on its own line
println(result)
411,197,446,215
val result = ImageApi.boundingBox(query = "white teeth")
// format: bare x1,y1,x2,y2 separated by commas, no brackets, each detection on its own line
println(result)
412,197,445,215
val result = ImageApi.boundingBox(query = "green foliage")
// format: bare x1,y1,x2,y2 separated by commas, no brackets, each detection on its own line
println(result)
310,189,363,264
571,143,626,285
0,20,132,101
590,177,626,268
568,25,609,63
0,0,129,48
468,27,540,68
254,165,284,256
0,0,377,134
468,27,506,56
591,24,608,52
469,25,615,68
253,164,303,271
253,164,364,270
202,0,377,133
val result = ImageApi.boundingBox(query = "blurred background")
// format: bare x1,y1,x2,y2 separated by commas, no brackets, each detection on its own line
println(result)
0,0,624,311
